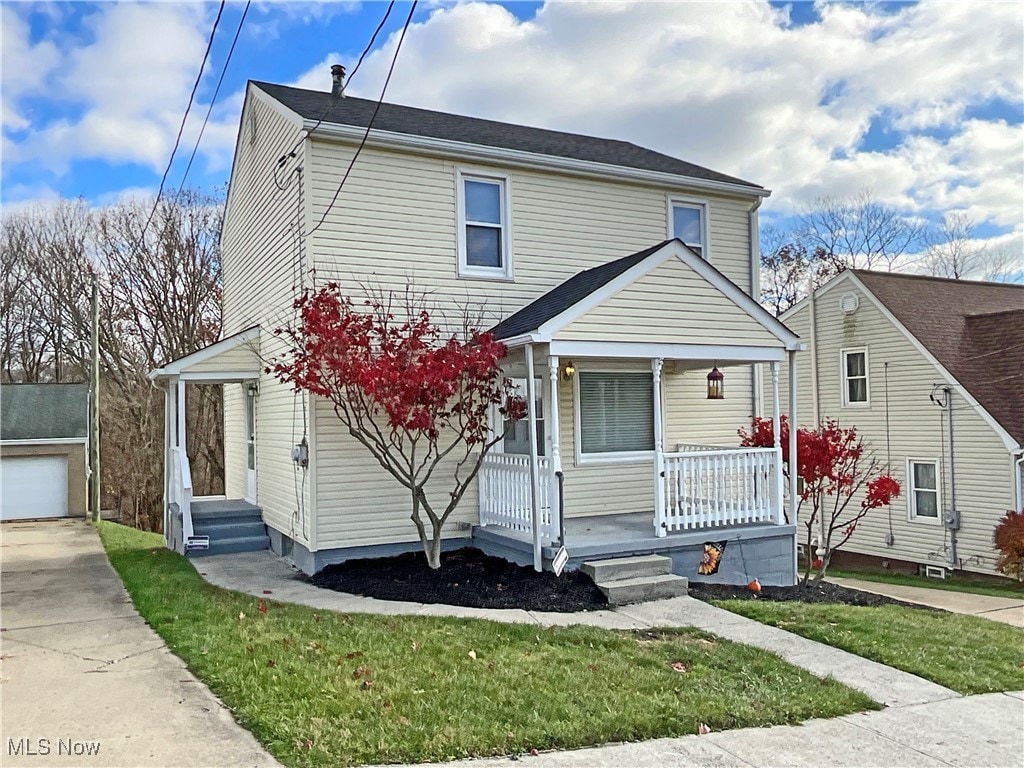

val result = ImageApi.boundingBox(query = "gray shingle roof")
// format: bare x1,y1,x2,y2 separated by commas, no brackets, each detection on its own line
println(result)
1,384,89,441
853,270,1024,445
489,241,672,340
253,82,763,190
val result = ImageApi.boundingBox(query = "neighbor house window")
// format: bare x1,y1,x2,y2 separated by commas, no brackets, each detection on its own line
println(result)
457,171,511,278
578,372,654,457
841,348,869,406
670,200,707,258
503,378,544,456
908,459,941,522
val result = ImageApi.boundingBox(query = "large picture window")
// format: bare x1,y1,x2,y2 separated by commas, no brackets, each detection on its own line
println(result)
457,171,511,278
578,372,654,456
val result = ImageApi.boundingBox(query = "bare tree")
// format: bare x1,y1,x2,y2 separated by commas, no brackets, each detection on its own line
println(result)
921,213,1021,282
759,224,842,316
798,190,926,272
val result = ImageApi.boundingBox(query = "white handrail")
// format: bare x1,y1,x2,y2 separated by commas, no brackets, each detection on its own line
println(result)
479,453,552,539
661,446,782,532
169,446,194,551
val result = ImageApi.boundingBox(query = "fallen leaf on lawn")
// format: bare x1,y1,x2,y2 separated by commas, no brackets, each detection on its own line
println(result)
297,738,313,751
412,640,421,651
468,650,477,660
413,689,425,694
670,661,688,673
345,651,363,659
529,748,539,756
487,661,496,672
245,646,253,655
398,716,411,726
258,599,268,615
200,648,209,655
267,659,276,667
381,699,392,711
307,641,325,652
587,663,599,672
698,723,712,735
496,583,506,591
238,612,246,620
352,665,372,680
506,731,515,740
360,679,373,690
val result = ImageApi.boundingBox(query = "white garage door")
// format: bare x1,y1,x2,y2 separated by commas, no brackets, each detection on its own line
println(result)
1,456,69,521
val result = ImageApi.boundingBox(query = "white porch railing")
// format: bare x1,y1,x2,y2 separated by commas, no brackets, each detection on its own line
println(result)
479,453,554,539
169,446,196,553
660,447,782,532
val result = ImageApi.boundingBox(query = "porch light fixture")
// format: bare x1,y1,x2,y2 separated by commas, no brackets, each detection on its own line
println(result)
706,366,724,400
560,361,576,381
247,382,259,397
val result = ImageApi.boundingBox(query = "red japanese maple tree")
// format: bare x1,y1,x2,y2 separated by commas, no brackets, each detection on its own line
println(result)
739,416,900,583
271,283,526,569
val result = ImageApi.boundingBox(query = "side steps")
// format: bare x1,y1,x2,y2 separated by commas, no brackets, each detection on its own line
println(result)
582,554,688,606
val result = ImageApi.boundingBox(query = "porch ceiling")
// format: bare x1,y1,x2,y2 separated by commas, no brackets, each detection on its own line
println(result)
148,326,261,383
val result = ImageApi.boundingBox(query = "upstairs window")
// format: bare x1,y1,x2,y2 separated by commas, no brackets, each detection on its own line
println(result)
841,348,869,406
670,200,707,258
458,171,511,279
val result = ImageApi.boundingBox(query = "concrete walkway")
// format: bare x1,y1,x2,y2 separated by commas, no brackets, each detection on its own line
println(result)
379,691,1024,768
830,576,1024,627
197,551,958,708
0,520,280,768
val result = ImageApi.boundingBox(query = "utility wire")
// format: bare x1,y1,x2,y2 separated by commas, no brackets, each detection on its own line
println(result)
176,0,251,197
307,0,417,237
142,0,226,238
275,0,396,171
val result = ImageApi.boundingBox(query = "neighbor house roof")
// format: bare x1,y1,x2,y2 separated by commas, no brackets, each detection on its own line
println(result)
252,82,763,191
853,270,1024,445
490,240,672,340
1,383,89,441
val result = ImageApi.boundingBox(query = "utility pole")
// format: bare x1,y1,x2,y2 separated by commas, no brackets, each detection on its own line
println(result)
90,274,101,522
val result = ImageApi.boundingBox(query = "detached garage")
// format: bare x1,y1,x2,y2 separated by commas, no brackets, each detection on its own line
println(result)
1,384,89,521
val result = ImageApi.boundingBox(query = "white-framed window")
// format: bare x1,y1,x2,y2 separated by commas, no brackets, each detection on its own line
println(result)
575,371,654,462
841,348,869,406
907,459,941,522
501,377,544,456
668,198,708,259
456,170,512,279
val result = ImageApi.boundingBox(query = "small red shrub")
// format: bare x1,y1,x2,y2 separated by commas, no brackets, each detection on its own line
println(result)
993,510,1024,579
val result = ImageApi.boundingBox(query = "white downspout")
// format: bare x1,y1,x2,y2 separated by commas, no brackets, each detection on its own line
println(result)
750,198,764,417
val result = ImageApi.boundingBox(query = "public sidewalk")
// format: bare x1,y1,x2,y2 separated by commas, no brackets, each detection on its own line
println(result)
828,576,1024,627
380,692,1024,768
197,550,958,708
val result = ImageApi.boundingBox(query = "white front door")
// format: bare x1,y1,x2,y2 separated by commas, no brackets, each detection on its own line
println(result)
1,456,69,520
245,386,257,502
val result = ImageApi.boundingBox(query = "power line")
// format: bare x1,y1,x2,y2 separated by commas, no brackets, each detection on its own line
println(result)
307,0,417,237
275,0,396,175
141,0,226,238
176,0,251,197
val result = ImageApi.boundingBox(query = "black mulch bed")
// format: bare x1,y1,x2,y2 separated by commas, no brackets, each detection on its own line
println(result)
687,580,941,610
311,547,608,613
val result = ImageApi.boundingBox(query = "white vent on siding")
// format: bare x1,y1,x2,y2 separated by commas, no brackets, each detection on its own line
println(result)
839,293,860,315
921,564,947,580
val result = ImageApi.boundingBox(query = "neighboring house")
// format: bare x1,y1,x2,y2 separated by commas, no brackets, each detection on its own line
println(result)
778,270,1024,577
150,72,802,586
1,383,89,521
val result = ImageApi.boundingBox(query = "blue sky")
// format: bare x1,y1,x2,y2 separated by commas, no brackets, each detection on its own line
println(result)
3,1,1022,265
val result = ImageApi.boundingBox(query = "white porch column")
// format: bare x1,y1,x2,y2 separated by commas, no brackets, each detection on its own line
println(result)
770,361,784,526
547,356,562,546
525,344,542,572
652,358,666,538
176,377,186,449
163,380,173,542
788,349,799,585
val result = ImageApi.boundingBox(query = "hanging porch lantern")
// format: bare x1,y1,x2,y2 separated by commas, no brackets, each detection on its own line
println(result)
706,365,724,400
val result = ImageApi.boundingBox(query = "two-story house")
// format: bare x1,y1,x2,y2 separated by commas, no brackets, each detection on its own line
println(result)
777,270,1023,578
150,71,802,587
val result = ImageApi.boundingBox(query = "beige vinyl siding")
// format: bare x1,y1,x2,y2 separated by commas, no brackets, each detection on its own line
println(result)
220,90,312,545
303,136,759,551
557,256,780,346
182,344,260,375
778,280,1016,575
223,382,247,499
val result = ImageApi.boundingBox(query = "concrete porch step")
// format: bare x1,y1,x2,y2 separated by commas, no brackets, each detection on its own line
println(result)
192,519,267,540
598,573,689,606
582,554,671,582
190,534,270,557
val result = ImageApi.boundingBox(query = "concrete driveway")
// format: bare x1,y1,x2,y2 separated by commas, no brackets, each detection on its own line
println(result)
1,520,280,768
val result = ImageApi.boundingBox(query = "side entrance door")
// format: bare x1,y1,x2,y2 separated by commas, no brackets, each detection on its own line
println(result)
245,385,257,502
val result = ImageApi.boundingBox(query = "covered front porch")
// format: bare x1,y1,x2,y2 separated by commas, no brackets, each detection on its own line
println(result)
473,240,801,584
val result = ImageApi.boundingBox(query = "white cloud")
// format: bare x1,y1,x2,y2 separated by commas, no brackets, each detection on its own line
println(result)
0,6,60,131
333,0,1022,233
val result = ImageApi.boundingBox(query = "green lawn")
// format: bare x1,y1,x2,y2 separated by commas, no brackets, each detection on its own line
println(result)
715,599,1024,696
97,522,875,768
828,568,1024,601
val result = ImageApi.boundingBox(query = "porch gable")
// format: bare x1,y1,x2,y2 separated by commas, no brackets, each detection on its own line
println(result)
148,326,261,382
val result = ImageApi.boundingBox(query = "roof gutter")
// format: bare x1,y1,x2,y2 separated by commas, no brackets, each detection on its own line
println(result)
306,121,772,200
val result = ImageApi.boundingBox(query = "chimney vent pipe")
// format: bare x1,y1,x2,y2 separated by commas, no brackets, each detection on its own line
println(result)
330,64,346,98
